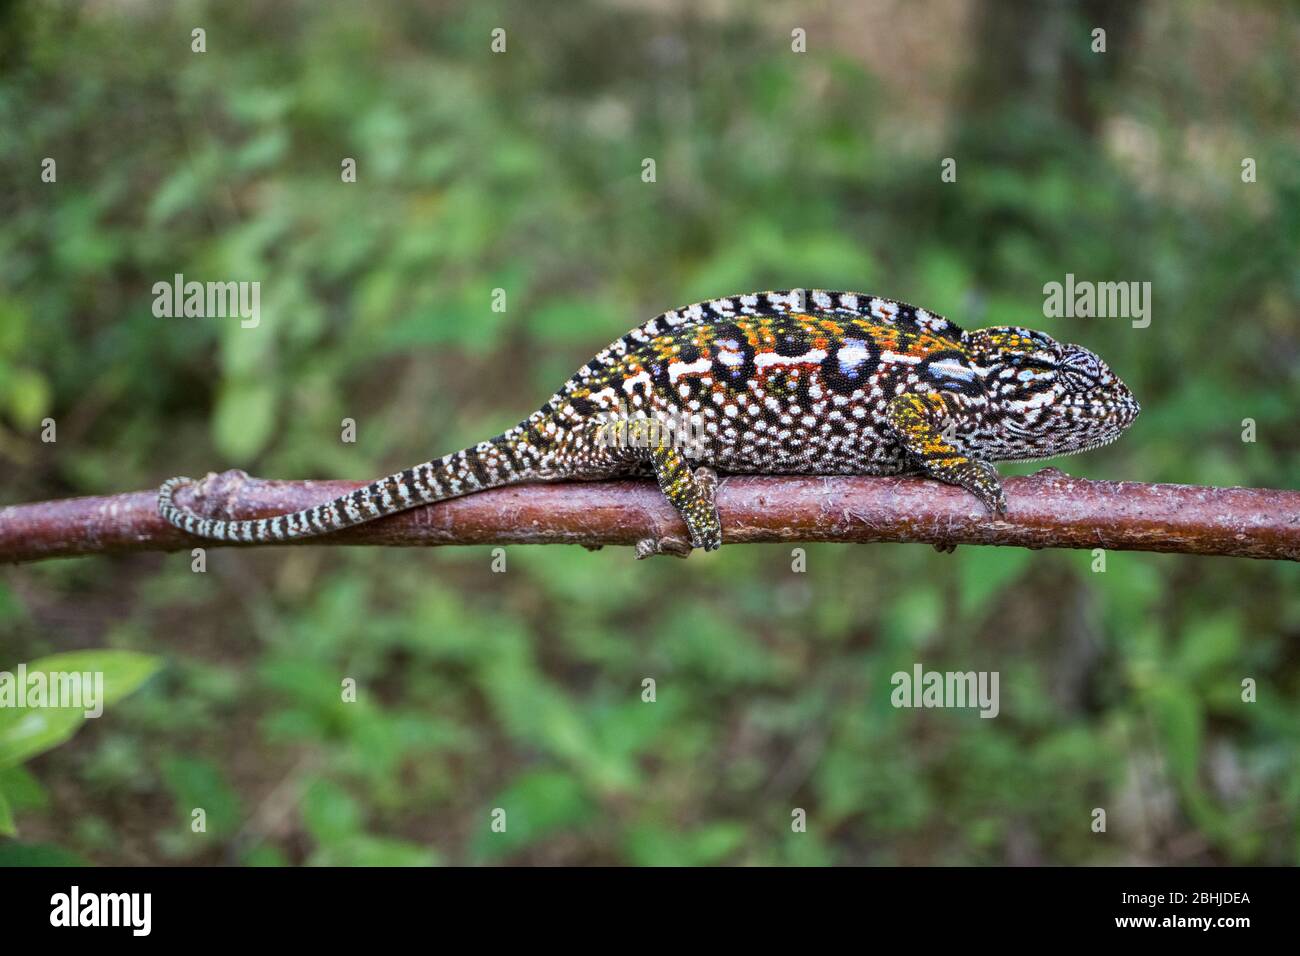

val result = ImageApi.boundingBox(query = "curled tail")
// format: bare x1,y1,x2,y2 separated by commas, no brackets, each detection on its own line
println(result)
159,430,537,543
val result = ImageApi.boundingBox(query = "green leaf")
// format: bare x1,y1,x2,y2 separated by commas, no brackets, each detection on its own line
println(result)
0,841,88,867
4,367,50,429
1177,615,1241,681
301,777,363,846
624,821,747,866
160,755,243,838
0,765,48,812
309,834,437,867
0,581,25,624
212,380,278,461
1148,680,1202,791
0,651,162,768
474,770,592,860
147,165,204,224
0,790,14,836
0,710,84,771
958,547,1032,617
232,129,289,172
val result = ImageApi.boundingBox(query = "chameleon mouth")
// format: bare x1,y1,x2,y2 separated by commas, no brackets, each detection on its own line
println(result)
1001,391,1140,463
1013,429,1127,461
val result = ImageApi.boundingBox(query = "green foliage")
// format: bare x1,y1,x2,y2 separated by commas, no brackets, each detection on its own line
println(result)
1,0,1297,865
0,652,162,770
0,651,161,836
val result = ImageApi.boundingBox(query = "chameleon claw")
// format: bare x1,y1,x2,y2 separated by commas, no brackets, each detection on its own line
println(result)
689,528,722,551
635,536,692,559
693,466,719,495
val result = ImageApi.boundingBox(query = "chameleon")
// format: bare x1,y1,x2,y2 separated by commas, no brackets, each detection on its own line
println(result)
159,289,1140,552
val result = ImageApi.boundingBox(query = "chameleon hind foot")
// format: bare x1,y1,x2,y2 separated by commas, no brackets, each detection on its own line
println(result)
616,417,723,551
685,466,722,551
648,446,722,552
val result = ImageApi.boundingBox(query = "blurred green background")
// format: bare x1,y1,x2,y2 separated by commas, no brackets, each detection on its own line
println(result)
0,0,1297,865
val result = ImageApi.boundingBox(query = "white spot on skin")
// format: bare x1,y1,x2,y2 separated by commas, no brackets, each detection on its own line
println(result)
914,309,948,331
622,370,651,395
870,298,898,321
668,357,712,381
879,350,921,365
754,348,827,368
928,358,975,382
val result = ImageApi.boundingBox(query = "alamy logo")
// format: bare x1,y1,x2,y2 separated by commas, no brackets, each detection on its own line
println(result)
50,886,151,936
152,273,260,328
0,664,103,718
1042,273,1151,328
891,663,1000,718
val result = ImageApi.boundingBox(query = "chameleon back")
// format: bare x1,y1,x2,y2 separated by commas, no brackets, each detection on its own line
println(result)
559,291,979,477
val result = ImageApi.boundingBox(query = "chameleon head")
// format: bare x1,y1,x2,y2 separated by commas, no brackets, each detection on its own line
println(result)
964,327,1141,460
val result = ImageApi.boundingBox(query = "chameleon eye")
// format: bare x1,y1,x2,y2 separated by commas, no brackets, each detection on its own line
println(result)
1061,370,1097,393
1061,347,1105,380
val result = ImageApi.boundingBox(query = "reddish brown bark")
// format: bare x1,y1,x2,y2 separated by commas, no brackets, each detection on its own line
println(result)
0,468,1297,564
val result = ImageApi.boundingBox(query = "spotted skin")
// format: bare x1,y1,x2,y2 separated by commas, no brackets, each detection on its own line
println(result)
159,289,1140,551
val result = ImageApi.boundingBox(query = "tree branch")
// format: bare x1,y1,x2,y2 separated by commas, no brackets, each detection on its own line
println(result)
1,468,1297,564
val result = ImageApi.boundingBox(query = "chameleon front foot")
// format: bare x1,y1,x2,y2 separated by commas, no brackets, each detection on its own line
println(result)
923,458,1006,515
963,459,1008,516
885,392,1008,517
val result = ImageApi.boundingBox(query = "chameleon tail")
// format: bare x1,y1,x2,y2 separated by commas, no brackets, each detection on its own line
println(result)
158,436,529,543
